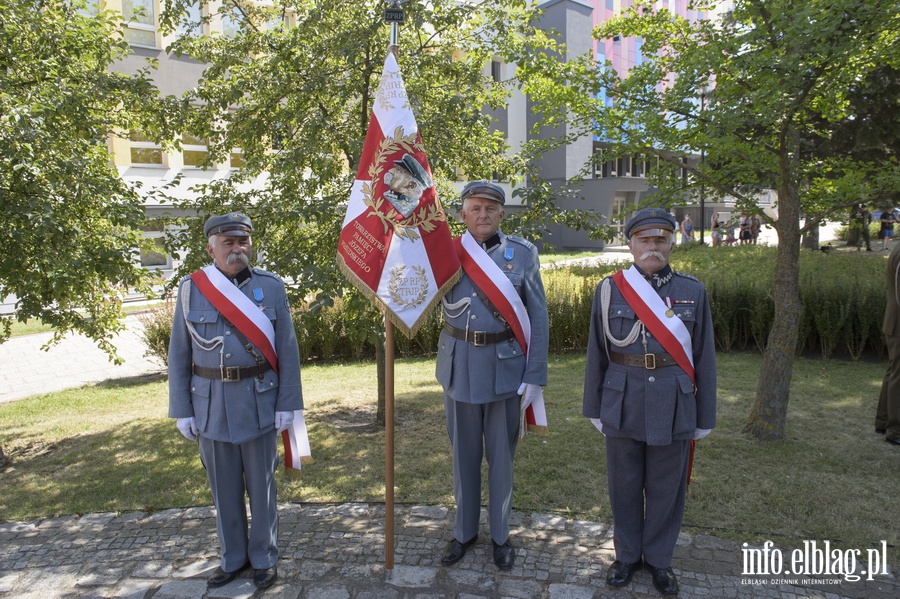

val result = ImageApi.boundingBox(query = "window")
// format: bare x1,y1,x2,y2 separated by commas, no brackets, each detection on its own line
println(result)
182,133,209,168
491,60,502,82
122,0,157,47
175,1,204,37
140,228,169,268
230,148,246,169
130,131,164,166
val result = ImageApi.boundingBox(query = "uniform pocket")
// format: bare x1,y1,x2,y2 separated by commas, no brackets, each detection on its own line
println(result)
190,376,212,432
435,331,455,389
254,372,278,429
495,340,525,395
599,368,627,430
672,372,697,437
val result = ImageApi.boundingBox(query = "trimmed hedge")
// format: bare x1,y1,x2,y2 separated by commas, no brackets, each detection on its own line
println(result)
140,245,888,365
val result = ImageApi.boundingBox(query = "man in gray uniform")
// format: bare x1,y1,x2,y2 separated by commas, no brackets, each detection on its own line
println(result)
583,208,716,596
168,212,303,589
436,180,549,570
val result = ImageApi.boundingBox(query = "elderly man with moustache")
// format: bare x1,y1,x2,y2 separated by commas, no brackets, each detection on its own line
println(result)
583,208,717,596
168,212,303,590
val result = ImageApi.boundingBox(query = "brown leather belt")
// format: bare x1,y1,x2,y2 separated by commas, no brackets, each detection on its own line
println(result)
443,324,514,347
609,351,677,370
192,362,272,382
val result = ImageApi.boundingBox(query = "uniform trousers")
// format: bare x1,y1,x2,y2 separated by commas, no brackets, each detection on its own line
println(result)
605,437,691,568
199,430,279,572
877,333,900,442
444,393,520,545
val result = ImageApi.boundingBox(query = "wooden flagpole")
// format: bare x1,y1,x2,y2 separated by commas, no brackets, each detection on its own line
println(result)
383,2,402,576
384,316,395,573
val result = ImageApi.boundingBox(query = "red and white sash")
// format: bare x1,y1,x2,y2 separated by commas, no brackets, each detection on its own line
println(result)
454,232,548,433
190,265,311,472
190,266,278,373
612,266,694,382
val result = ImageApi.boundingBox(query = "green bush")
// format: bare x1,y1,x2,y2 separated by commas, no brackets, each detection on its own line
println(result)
137,302,176,367
137,245,888,365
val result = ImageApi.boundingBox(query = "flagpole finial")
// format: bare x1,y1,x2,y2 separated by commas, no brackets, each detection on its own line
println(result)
385,0,404,50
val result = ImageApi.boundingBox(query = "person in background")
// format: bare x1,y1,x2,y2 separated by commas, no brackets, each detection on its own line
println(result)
583,208,716,596
168,212,303,590
880,208,896,251
876,240,900,446
679,213,694,244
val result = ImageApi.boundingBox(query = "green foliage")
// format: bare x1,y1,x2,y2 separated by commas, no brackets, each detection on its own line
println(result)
0,0,178,358
137,302,176,367
155,0,600,343
137,246,887,363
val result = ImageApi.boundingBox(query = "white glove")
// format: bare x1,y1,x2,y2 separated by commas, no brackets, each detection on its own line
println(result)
693,428,712,440
176,417,198,441
591,418,605,435
275,411,294,433
517,383,542,412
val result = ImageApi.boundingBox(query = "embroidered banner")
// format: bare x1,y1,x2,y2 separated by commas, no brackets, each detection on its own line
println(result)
336,51,460,336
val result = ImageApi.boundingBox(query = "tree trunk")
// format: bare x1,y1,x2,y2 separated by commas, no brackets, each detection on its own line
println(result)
744,158,802,440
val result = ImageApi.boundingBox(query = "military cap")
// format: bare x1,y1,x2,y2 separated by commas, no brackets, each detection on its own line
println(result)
204,212,252,237
461,179,506,205
394,153,433,188
624,207,677,239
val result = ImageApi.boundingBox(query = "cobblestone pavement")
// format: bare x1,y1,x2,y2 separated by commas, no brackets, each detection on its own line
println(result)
1,502,897,599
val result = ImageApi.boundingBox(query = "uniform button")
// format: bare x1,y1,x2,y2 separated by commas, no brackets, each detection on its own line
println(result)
269,382,275,387
512,350,517,355
616,310,621,314
471,314,477,320
199,316,205,322
225,353,232,358
226,331,231,336
472,292,477,297
648,376,656,382
191,386,196,392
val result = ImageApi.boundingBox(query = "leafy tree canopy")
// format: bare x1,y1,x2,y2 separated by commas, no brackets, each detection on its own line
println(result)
158,0,599,343
558,0,900,438
0,0,176,356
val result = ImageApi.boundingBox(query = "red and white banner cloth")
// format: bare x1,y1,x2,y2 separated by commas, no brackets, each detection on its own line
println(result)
190,265,311,473
336,51,460,337
612,266,694,380
455,232,548,435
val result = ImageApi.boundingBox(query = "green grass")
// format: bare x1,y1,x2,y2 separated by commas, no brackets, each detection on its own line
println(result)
0,352,896,566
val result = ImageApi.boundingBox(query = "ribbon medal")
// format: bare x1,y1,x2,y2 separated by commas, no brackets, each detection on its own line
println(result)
504,247,515,271
665,297,675,318
253,287,265,310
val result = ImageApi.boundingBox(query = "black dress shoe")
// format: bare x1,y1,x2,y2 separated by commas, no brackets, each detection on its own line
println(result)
492,540,516,570
887,437,900,446
207,562,249,588
875,427,886,434
646,563,679,596
253,566,278,589
606,560,641,587
441,535,477,565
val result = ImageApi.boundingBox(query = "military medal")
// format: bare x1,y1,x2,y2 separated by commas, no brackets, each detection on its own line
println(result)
664,297,674,318
253,287,265,310
504,247,515,271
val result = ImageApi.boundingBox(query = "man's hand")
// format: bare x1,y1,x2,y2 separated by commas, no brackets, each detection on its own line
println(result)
176,417,198,441
693,428,712,440
275,411,294,433
590,418,605,435
517,383,542,412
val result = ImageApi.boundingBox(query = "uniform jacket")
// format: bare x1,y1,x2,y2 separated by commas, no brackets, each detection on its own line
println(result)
436,231,548,404
168,266,303,445
883,243,900,337
583,266,716,445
